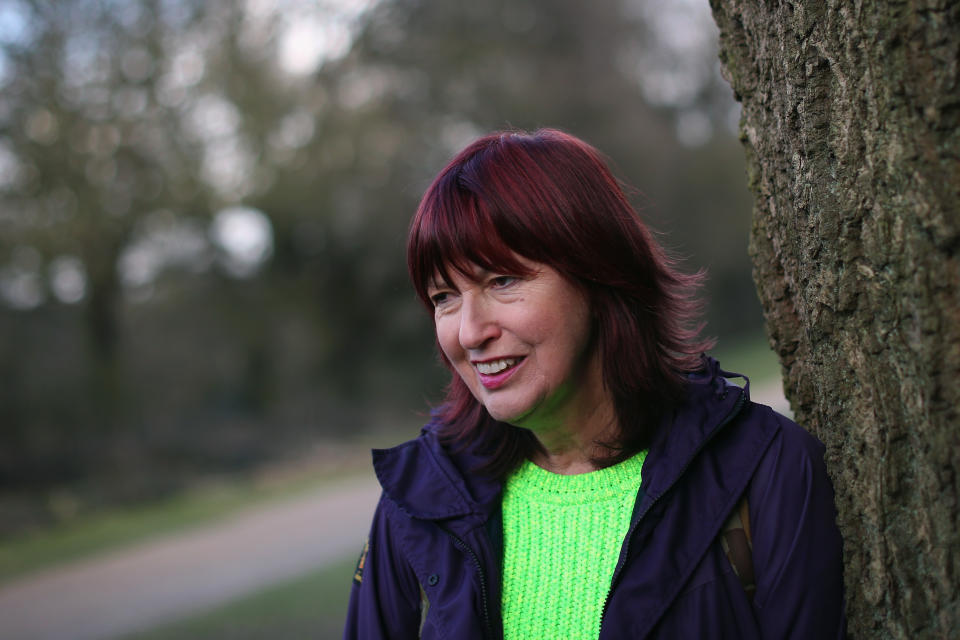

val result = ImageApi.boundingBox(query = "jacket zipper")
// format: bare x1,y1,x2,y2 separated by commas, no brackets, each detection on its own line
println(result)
439,525,494,640
598,388,747,632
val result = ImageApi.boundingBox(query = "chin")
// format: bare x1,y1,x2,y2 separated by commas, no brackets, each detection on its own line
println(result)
483,407,517,423
480,402,522,424
484,404,538,428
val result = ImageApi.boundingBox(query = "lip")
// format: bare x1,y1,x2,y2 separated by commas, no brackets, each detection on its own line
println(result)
473,356,525,390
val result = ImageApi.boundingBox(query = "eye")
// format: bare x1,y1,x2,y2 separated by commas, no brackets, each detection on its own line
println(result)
490,275,518,289
429,287,458,308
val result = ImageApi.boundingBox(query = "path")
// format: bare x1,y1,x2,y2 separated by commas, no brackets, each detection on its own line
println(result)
0,475,381,640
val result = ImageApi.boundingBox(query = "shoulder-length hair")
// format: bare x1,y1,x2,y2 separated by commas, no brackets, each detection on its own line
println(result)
407,128,712,478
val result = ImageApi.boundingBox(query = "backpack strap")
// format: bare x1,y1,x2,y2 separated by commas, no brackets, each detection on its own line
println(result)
721,495,756,603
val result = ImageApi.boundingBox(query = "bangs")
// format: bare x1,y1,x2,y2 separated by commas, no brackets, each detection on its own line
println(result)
408,168,534,304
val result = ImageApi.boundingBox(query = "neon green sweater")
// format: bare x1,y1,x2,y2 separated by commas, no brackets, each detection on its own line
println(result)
500,451,646,640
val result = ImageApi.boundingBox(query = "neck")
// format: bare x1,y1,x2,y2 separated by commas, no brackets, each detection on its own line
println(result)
528,391,619,475
519,348,618,475
529,416,619,474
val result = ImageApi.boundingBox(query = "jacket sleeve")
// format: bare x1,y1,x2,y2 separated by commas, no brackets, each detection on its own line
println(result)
747,411,847,639
343,494,423,640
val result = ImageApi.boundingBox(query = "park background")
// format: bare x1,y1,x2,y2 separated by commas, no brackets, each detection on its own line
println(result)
0,0,786,636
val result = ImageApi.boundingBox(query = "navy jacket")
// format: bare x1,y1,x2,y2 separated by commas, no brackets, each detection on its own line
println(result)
344,361,846,638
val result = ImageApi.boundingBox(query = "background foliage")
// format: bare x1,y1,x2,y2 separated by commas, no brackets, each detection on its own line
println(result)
0,0,756,532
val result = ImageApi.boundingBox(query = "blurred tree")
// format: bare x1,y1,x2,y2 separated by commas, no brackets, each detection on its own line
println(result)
0,0,757,529
0,0,294,501
0,1,209,358
711,0,960,636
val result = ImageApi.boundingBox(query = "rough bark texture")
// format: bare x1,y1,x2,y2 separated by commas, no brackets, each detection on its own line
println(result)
708,1,960,638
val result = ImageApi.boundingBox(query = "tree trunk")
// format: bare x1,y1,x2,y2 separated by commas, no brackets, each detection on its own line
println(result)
708,1,960,637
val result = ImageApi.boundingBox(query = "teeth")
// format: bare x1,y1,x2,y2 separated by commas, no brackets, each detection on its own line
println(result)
476,358,517,375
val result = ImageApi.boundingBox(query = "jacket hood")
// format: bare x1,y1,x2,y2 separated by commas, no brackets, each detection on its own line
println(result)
372,418,502,523
373,356,751,522
640,356,750,501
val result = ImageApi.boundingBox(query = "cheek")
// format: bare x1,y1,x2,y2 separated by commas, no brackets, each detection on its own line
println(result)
547,311,593,364
434,318,461,362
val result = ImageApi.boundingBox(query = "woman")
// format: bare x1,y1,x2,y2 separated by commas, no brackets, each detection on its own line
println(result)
344,129,845,639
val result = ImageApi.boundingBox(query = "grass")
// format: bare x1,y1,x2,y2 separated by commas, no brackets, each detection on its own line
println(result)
121,556,357,639
0,444,373,584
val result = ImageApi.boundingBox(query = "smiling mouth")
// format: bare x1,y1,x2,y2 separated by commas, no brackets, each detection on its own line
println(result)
475,357,521,375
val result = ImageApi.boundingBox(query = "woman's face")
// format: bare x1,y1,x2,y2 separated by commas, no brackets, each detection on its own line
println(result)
427,256,610,437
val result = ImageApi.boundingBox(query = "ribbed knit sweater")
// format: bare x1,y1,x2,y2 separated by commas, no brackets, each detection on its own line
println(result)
500,451,646,640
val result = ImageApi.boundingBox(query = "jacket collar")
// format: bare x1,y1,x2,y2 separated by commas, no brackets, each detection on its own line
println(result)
373,356,749,524
636,356,750,512
602,359,779,638
372,419,502,523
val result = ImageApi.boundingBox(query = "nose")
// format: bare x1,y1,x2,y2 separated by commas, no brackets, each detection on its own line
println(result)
458,294,500,350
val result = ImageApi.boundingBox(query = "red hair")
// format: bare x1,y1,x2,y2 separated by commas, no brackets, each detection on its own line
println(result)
407,129,712,477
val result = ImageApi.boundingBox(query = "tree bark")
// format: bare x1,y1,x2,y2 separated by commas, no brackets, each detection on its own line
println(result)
709,1,960,637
